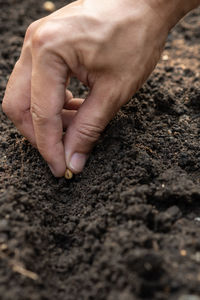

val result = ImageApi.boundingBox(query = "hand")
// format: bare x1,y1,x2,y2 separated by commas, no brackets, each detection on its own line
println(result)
2,0,173,177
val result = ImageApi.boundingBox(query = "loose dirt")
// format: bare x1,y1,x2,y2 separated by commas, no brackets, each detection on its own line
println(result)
0,1,200,299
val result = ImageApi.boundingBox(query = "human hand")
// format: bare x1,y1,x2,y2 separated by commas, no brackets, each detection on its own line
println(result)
2,0,177,177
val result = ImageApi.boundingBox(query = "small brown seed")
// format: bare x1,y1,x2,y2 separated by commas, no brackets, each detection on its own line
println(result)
43,1,56,12
65,169,73,180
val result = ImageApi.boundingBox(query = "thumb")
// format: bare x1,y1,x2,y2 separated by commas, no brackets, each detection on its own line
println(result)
64,81,120,174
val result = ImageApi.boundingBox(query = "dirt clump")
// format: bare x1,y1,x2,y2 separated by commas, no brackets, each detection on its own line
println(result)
0,1,200,300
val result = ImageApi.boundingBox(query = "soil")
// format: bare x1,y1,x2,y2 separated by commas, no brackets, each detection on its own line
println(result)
0,1,200,300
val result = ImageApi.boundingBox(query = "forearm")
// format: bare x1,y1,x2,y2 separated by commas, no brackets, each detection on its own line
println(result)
144,0,200,30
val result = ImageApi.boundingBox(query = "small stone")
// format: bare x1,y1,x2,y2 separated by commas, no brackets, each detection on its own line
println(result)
180,249,187,256
0,244,8,251
167,129,172,135
0,220,8,232
162,54,169,61
43,1,56,12
166,206,181,219
191,252,200,262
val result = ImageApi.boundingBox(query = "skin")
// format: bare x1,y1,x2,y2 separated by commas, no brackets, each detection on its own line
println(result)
2,0,200,177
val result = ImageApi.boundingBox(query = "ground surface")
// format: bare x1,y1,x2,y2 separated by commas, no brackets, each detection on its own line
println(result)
0,1,200,300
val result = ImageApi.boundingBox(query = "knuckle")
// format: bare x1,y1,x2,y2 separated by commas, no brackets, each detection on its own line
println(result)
76,122,103,143
25,20,41,42
31,102,48,125
32,21,61,50
2,100,11,116
2,100,21,124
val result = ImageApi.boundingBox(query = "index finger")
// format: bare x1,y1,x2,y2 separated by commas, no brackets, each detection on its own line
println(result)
31,51,68,177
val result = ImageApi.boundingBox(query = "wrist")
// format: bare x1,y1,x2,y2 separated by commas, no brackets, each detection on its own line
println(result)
143,0,200,31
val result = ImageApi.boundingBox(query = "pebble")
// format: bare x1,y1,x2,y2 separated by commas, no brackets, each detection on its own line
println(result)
167,129,172,135
162,54,169,61
180,249,187,257
43,1,56,12
0,244,8,251
191,252,200,262
0,220,8,232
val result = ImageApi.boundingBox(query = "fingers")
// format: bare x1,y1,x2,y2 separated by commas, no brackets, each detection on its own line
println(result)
31,49,69,177
64,89,84,110
62,109,77,129
2,18,87,178
64,78,121,174
2,55,84,177
62,96,85,129
2,20,43,147
2,53,35,145
64,97,85,110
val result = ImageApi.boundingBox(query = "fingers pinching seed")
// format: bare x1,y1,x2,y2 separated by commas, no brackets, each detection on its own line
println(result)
65,168,73,180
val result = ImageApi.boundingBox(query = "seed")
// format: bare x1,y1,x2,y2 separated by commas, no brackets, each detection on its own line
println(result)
65,169,73,180
43,1,56,12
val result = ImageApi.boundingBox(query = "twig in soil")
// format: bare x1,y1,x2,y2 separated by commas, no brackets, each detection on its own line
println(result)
0,250,39,281
180,19,200,30
12,264,39,281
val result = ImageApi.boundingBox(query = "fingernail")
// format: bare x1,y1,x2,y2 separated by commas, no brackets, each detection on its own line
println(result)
69,153,87,173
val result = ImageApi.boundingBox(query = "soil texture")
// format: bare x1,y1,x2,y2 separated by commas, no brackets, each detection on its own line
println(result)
0,1,200,300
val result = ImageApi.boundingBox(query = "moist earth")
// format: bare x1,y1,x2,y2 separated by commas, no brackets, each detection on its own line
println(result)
0,1,200,300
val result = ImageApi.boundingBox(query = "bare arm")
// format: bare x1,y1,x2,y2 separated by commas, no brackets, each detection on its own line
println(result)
145,0,200,29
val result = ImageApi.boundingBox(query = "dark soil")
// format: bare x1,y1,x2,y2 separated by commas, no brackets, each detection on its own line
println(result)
0,1,200,300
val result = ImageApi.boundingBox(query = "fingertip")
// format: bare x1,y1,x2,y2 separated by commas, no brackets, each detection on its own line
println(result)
48,163,65,177
64,80,120,174
48,163,57,176
65,89,73,101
